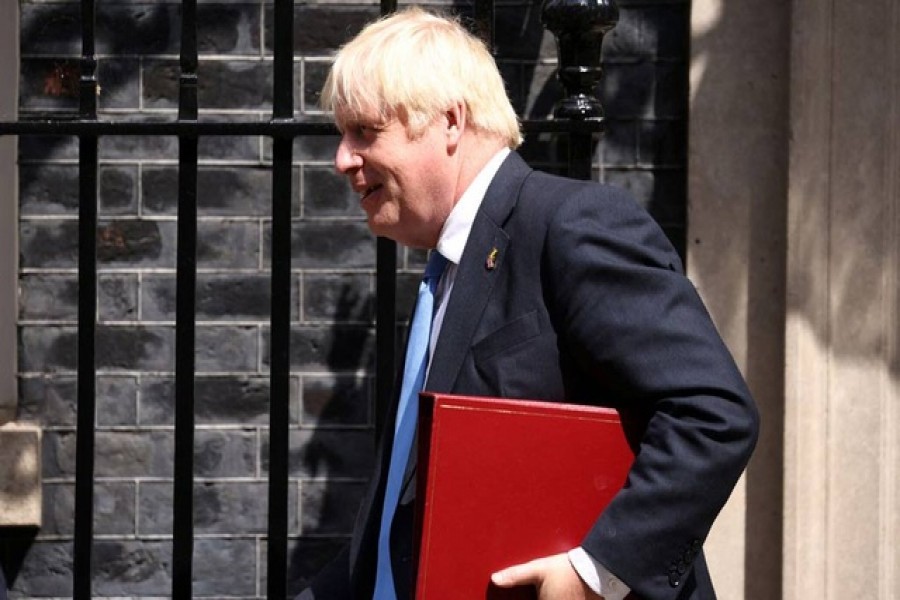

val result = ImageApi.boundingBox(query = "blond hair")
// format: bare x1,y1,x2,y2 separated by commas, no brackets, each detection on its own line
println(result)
320,7,523,148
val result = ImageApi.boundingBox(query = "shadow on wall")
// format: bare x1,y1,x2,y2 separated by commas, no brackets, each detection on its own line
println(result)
287,281,376,594
689,1,788,597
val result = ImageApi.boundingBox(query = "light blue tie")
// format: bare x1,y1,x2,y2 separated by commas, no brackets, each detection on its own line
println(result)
373,251,448,600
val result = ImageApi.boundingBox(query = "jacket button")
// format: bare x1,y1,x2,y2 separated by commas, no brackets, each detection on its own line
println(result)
669,572,681,587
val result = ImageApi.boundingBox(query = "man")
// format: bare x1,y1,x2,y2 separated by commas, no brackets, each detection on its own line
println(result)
299,7,758,600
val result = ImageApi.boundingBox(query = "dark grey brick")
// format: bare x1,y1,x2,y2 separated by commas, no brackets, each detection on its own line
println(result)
100,166,140,215
19,57,80,113
301,374,371,426
302,166,358,217
19,220,79,269
302,272,373,322
142,166,290,217
268,325,374,372
601,6,645,60
19,325,174,372
92,540,171,597
494,5,553,61
139,481,298,535
97,4,178,55
41,430,77,478
301,480,366,535
290,133,340,162
284,221,375,269
196,325,260,372
42,482,136,536
264,6,379,53
302,59,330,113
18,325,173,372
19,326,76,372
601,62,656,119
99,325,176,371
19,134,79,161
143,59,273,111
198,220,261,269
17,376,77,426
140,375,292,426
522,62,565,121
18,274,77,321
99,273,140,321
97,375,140,425
96,430,175,478
18,376,137,426
97,58,141,111
7,541,73,597
20,3,81,55
19,164,78,215
142,273,277,321
280,429,374,479
18,273,138,322
99,120,179,160
198,114,264,161
194,429,258,478
192,538,257,597
598,119,639,167
98,219,175,267
195,4,263,55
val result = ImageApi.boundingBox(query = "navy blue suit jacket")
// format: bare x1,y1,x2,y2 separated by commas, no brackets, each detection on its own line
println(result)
299,152,759,600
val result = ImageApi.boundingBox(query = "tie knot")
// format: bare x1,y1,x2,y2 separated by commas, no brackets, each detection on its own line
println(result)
424,251,448,281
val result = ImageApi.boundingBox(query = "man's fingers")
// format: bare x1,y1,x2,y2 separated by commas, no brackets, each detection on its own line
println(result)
491,558,548,588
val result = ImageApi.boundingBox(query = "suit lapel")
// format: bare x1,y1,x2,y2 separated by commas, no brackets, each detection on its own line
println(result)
425,152,532,393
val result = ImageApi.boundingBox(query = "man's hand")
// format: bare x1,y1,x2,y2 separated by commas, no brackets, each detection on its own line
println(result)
490,553,604,600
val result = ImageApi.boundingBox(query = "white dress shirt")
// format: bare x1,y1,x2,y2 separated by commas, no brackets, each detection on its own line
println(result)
425,147,630,600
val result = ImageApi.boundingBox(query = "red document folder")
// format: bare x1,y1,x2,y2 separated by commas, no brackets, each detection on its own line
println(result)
414,393,634,599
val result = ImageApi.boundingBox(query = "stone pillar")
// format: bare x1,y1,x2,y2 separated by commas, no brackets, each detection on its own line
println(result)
783,0,900,596
688,0,790,597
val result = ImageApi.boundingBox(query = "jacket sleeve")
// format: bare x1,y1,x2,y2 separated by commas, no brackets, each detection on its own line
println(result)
542,184,759,599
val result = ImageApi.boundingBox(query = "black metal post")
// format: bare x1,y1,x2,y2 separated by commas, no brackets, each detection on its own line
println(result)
73,0,98,597
267,0,295,596
172,0,198,596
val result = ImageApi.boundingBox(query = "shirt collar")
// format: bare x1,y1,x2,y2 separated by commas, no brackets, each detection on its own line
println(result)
436,147,510,264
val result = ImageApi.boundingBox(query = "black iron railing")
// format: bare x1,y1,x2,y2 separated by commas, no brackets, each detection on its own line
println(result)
0,0,616,596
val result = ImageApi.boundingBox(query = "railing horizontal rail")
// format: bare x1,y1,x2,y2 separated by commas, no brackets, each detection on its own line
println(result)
0,119,602,138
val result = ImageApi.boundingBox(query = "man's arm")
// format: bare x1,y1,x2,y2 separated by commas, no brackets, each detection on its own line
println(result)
503,182,759,599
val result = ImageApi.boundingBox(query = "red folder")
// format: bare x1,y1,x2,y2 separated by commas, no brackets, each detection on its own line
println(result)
414,393,634,599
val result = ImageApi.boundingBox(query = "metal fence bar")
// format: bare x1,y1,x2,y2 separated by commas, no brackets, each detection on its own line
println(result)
73,0,98,597
267,0,295,596
172,0,199,595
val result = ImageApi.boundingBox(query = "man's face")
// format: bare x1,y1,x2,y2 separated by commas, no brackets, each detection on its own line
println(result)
334,108,455,249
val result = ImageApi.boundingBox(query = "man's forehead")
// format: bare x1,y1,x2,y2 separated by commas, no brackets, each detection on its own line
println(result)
335,104,391,127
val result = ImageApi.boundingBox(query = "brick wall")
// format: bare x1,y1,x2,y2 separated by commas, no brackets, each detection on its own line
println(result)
9,0,688,596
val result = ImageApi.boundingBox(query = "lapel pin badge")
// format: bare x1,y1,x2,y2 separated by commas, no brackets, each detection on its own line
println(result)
486,247,499,270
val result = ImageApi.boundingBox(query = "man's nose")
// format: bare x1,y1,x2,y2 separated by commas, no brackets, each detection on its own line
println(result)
335,136,362,174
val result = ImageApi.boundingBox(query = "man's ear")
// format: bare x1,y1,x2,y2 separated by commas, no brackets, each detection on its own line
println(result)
444,101,466,152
